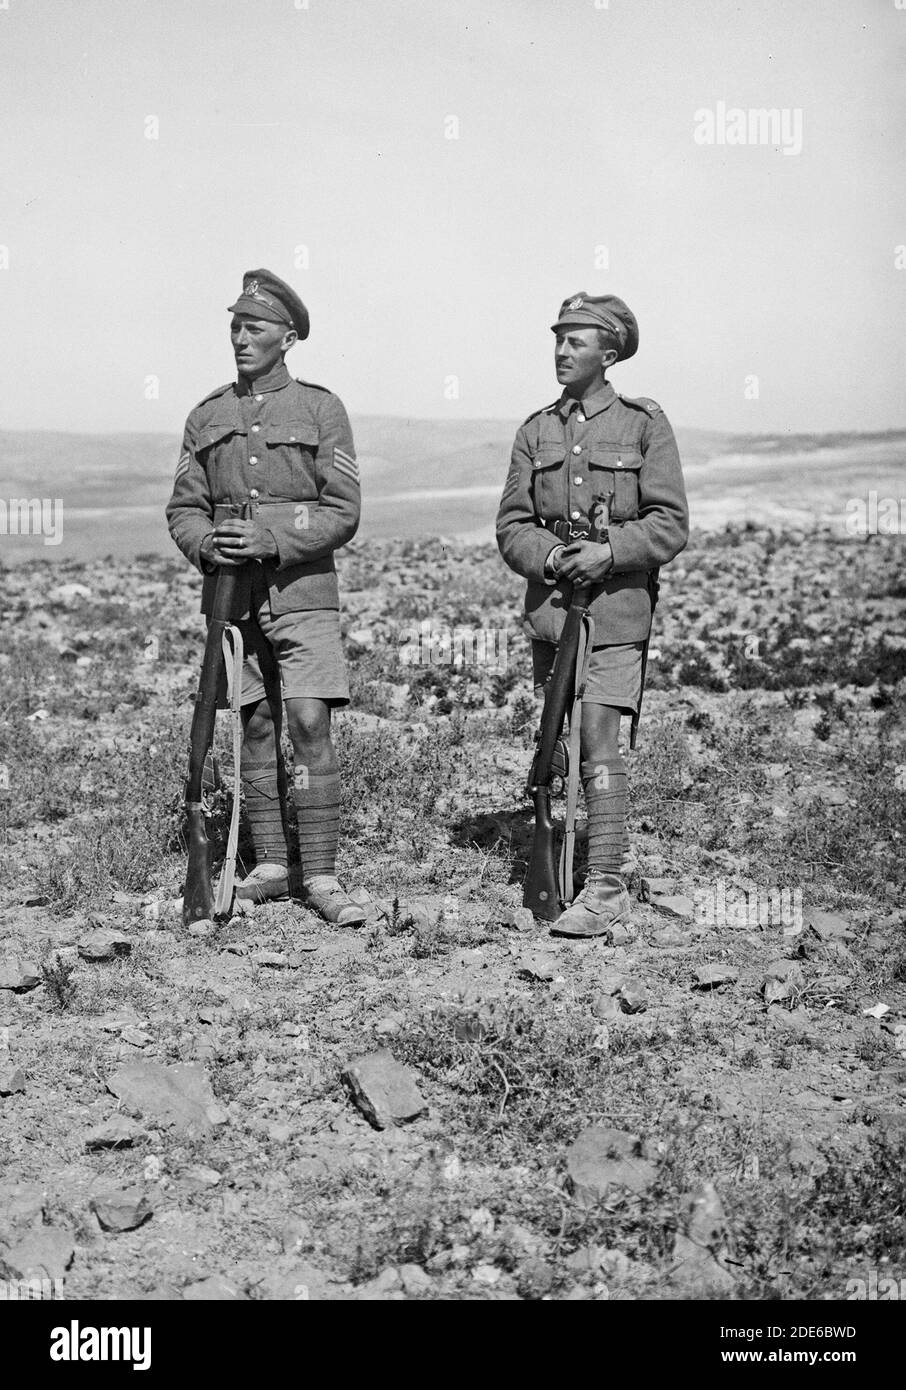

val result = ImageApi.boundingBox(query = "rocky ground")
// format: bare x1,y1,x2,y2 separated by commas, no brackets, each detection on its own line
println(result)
0,525,905,1301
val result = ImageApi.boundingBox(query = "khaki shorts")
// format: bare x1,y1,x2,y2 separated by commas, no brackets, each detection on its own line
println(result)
220,567,350,708
532,640,644,715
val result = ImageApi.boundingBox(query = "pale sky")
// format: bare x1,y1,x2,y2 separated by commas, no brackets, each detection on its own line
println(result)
0,0,903,435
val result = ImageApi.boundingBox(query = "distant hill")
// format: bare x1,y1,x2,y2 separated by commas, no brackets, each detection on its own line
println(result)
0,421,903,564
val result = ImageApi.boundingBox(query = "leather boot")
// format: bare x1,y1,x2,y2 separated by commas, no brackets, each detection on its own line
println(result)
551,873,631,940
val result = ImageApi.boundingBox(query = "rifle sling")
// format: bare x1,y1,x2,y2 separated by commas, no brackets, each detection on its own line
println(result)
213,623,245,918
558,611,594,905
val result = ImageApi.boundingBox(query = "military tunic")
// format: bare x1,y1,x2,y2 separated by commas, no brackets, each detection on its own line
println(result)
496,381,688,645
166,362,360,620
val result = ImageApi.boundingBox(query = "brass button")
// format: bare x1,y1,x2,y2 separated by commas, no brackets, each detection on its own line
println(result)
252,423,260,432
574,476,583,485
577,413,586,423
615,458,623,467
572,445,582,455
255,394,263,402
249,455,258,464
571,509,581,520
249,488,259,499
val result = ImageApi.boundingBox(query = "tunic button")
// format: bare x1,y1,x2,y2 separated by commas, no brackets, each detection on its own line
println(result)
571,509,581,520
249,455,258,464
577,414,586,423
615,459,623,467
574,476,583,485
252,424,260,432
249,488,259,499
255,394,263,402
572,445,582,455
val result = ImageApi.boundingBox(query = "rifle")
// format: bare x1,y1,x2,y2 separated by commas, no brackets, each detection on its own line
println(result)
629,567,660,751
182,553,247,926
523,495,611,921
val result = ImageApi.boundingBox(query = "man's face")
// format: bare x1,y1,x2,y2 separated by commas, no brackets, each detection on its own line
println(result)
554,326,616,396
230,314,296,379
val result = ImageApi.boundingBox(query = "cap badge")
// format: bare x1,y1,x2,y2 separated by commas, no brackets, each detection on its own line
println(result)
569,297,584,309
245,279,260,297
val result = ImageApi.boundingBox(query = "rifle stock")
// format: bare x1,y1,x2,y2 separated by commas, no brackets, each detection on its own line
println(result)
182,563,245,925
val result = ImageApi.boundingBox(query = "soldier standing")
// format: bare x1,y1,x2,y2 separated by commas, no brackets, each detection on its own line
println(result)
167,269,366,926
496,293,689,937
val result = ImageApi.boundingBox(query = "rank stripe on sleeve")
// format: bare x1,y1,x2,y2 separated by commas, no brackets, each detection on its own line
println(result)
333,447,360,483
174,451,190,481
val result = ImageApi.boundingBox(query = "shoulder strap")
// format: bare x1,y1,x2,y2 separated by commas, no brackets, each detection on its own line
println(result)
618,393,661,417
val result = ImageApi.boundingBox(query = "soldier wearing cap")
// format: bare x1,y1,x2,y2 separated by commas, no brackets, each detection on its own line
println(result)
166,268,366,926
496,292,689,938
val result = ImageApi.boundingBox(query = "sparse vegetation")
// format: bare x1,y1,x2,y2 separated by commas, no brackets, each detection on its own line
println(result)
1,526,904,1299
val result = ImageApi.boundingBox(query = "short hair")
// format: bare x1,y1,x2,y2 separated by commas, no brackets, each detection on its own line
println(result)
596,328,619,355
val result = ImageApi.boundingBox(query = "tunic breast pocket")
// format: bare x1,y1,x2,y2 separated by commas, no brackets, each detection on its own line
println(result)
589,446,643,521
198,420,246,495
264,422,320,500
529,444,567,518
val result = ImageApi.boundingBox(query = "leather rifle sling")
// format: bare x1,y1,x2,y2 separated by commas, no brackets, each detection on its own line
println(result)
558,609,594,905
213,623,245,918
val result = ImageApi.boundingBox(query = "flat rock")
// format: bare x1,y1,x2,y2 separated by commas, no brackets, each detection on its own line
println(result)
90,1186,153,1233
398,1262,433,1296
600,1248,634,1282
252,951,288,969
84,1114,148,1150
764,959,805,985
77,929,132,962
764,978,793,1005
180,1165,222,1191
651,924,691,948
566,1126,657,1208
0,1064,26,1095
0,957,41,992
693,964,739,990
617,980,648,1014
516,952,561,982
650,894,695,921
806,909,855,942
565,1244,603,1273
498,906,535,933
342,1050,428,1130
767,1005,812,1032
641,877,677,901
0,1229,74,1282
670,1233,736,1294
592,993,622,1022
0,1183,47,1232
105,1061,228,1137
49,582,91,603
